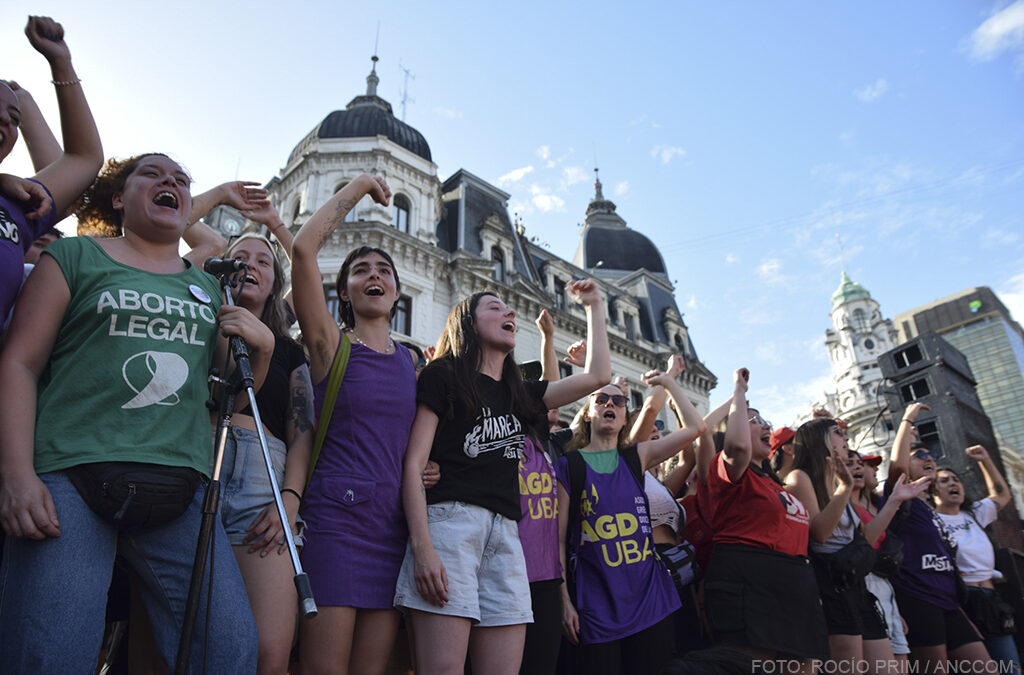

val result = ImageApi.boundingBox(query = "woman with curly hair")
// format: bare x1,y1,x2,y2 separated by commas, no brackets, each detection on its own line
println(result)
0,152,272,672
396,282,610,675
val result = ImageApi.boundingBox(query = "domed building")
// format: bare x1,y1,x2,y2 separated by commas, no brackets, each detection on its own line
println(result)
222,58,715,422
820,271,900,460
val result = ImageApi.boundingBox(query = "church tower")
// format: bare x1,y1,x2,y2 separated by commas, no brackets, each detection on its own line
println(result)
824,272,900,456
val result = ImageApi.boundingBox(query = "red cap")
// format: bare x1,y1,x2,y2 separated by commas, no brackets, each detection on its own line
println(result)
769,427,796,456
860,454,883,467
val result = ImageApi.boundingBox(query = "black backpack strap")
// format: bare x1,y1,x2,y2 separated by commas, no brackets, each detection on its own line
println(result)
620,444,644,487
567,450,587,527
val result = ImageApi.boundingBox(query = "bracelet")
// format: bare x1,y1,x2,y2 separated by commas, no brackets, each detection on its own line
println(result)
281,487,302,502
270,221,286,233
51,78,82,87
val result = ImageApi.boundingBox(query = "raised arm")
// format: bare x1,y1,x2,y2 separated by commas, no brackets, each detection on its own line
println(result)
636,370,706,472
401,405,448,606
243,200,294,261
785,457,854,544
696,397,732,482
888,402,929,484
627,354,684,445
861,473,931,544
292,174,391,381
6,82,61,171
543,280,610,408
663,442,696,496
966,445,1012,510
721,368,751,482
536,309,559,382
26,16,103,219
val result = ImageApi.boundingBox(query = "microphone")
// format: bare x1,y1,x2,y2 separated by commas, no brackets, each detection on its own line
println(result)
203,257,248,276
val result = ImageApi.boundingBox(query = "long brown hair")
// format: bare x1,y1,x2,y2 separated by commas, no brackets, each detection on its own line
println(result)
224,234,294,342
427,291,545,433
791,417,840,511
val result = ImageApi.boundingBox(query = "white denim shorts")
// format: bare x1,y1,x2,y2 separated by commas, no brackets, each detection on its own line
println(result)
394,501,532,626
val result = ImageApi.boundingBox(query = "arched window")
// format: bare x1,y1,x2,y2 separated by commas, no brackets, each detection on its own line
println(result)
853,308,868,332
492,247,505,283
393,194,411,233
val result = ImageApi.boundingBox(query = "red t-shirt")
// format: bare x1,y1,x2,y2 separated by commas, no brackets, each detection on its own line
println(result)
852,502,885,549
706,450,810,556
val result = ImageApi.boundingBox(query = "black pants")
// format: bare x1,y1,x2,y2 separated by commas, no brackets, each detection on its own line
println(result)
521,578,562,675
578,614,676,675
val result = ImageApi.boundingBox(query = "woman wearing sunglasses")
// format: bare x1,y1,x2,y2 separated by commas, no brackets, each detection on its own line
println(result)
886,403,994,673
701,369,829,673
555,369,705,675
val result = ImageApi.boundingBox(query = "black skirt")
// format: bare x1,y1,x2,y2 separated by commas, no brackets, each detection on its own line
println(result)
704,543,830,661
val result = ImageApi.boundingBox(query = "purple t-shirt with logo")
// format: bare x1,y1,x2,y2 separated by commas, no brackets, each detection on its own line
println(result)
1,181,57,321
884,489,958,610
517,436,561,583
554,451,681,644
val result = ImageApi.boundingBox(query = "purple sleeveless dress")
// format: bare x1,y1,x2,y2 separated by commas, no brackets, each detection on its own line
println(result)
301,336,416,608
554,453,681,644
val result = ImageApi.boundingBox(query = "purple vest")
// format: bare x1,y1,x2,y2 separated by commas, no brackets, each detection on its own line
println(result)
554,453,681,644
1,182,56,322
517,437,560,583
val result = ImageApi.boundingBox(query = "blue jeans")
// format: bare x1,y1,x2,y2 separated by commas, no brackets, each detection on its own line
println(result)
0,471,257,674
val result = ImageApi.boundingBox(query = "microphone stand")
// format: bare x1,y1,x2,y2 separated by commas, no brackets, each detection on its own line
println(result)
175,267,317,674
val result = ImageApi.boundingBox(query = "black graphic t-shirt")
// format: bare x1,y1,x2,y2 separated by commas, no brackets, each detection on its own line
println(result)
417,363,547,520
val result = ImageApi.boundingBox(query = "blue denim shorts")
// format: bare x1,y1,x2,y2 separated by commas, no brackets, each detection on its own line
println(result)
216,425,305,546
394,501,532,626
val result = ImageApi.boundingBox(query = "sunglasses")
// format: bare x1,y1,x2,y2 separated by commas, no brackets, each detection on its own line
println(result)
748,414,772,427
594,393,628,407
911,448,935,461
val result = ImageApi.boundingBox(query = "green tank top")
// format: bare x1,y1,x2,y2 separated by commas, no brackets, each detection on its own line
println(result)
34,236,222,475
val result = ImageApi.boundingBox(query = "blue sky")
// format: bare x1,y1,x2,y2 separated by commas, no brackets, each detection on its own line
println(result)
5,1,1023,423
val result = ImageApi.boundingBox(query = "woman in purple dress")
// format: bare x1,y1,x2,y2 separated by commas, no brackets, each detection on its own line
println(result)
292,174,418,675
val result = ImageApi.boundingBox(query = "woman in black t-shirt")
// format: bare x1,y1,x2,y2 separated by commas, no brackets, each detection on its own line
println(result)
397,282,611,675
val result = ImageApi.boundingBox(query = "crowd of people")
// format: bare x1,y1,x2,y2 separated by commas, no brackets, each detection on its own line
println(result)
1,15,1021,675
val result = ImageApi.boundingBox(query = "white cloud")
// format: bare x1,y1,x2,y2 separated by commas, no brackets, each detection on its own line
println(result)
686,294,699,310
997,268,1024,322
529,184,565,212
755,342,785,367
497,165,534,186
984,228,1021,246
536,145,550,160
651,145,686,164
725,253,739,264
563,166,588,186
838,130,855,145
853,78,890,102
965,1,1024,63
614,181,630,196
757,257,785,285
433,106,462,120
752,373,836,429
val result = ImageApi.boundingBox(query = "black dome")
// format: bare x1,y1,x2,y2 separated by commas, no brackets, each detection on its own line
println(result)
581,227,666,274
316,98,431,161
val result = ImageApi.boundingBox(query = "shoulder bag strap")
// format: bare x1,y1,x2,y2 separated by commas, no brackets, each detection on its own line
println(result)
304,333,351,491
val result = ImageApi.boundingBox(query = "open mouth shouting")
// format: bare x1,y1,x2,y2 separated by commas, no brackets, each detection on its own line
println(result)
501,319,516,333
153,191,179,210
365,284,385,297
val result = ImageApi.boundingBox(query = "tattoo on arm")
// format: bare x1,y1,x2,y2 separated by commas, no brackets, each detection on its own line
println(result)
289,366,315,434
996,484,1005,494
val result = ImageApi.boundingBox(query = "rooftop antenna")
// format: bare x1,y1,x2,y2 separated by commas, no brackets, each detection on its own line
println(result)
374,21,381,65
399,60,415,121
